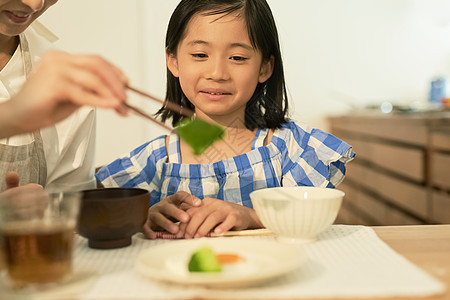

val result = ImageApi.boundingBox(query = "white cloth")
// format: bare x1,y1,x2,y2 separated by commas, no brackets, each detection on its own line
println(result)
73,226,447,299
2,226,444,299
0,23,96,192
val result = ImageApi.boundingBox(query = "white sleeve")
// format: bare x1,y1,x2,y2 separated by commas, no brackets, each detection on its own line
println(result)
42,107,97,192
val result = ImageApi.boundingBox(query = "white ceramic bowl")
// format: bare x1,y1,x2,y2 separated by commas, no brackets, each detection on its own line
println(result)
250,187,344,243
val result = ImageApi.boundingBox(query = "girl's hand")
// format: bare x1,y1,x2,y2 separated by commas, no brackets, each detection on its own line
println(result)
181,198,264,239
142,191,201,239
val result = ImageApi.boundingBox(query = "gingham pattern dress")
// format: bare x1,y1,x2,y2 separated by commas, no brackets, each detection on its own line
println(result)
96,121,355,208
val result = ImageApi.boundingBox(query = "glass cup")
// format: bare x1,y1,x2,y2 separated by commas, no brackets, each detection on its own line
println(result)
0,191,81,288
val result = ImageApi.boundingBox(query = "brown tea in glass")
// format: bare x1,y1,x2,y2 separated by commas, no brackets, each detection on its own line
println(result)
1,222,75,284
0,191,80,287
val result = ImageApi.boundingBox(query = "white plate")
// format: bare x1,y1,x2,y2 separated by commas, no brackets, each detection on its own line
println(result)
136,238,304,287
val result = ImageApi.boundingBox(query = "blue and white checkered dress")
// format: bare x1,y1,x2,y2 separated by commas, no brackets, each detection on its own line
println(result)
96,121,355,208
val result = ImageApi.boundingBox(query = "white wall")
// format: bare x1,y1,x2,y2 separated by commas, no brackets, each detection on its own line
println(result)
269,0,450,127
39,0,450,167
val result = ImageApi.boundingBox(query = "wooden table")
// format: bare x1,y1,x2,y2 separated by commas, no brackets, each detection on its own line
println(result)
74,225,449,300
372,225,450,300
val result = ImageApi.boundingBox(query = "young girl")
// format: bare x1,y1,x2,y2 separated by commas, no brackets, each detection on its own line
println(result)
96,0,355,239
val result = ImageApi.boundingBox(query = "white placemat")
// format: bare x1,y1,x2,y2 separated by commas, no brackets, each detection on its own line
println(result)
7,225,445,300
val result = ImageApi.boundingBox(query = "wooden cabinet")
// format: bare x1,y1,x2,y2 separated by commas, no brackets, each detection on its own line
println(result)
328,111,450,225
429,128,450,223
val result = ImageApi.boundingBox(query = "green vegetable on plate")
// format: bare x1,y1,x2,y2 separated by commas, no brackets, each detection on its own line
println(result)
188,246,222,273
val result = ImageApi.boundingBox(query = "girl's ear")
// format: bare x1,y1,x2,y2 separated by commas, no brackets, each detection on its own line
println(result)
166,51,179,78
258,55,274,83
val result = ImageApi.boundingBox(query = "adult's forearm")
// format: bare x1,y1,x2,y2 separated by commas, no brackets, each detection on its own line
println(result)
0,101,22,139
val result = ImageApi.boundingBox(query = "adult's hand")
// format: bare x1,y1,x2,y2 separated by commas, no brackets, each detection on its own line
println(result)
5,171,20,189
0,51,129,139
0,172,49,218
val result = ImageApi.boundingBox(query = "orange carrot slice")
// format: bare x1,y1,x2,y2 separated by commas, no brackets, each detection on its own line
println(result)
216,253,244,264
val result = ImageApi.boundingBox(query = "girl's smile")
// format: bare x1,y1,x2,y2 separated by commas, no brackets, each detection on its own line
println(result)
167,11,273,127
200,88,232,101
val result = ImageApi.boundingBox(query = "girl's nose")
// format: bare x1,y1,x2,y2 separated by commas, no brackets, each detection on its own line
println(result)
21,0,45,12
205,58,230,81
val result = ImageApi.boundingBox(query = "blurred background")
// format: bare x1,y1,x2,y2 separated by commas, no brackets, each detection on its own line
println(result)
40,0,450,225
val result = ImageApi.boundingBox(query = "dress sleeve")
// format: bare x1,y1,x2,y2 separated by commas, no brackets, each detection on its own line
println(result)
95,136,166,192
279,121,355,188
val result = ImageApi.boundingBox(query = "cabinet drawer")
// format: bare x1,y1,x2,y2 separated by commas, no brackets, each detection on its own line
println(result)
430,130,450,151
355,192,388,225
430,190,450,223
336,184,359,224
336,183,375,225
337,205,367,225
386,209,424,225
346,163,428,220
330,117,428,146
370,143,423,182
336,206,354,224
430,153,450,190
339,182,387,224
344,138,424,182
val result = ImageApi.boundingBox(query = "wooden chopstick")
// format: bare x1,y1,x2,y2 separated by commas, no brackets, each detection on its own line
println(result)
122,102,173,131
126,85,195,118
210,228,274,237
154,228,274,240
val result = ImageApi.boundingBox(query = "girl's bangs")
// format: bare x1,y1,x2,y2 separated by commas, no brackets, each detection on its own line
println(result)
200,3,260,50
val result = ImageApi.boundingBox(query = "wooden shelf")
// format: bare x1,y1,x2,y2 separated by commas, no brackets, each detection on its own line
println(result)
329,111,450,225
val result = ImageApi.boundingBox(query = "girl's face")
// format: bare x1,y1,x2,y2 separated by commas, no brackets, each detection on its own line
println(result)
0,0,57,37
167,11,273,127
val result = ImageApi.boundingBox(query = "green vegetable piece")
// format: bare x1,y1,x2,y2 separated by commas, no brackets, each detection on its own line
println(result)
188,246,222,273
176,118,225,155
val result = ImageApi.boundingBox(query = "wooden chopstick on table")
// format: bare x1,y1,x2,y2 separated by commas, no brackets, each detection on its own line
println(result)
155,228,274,239
210,228,274,237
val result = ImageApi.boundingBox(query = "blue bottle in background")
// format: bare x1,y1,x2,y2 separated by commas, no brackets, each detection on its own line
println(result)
429,77,446,107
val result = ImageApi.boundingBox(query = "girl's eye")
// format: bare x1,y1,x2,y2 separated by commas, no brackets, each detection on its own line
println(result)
230,56,248,62
192,53,208,59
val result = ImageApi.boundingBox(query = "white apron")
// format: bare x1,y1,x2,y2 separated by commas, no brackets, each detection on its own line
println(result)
0,33,47,192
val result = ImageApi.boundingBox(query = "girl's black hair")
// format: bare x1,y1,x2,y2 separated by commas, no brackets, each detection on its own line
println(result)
157,0,289,130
